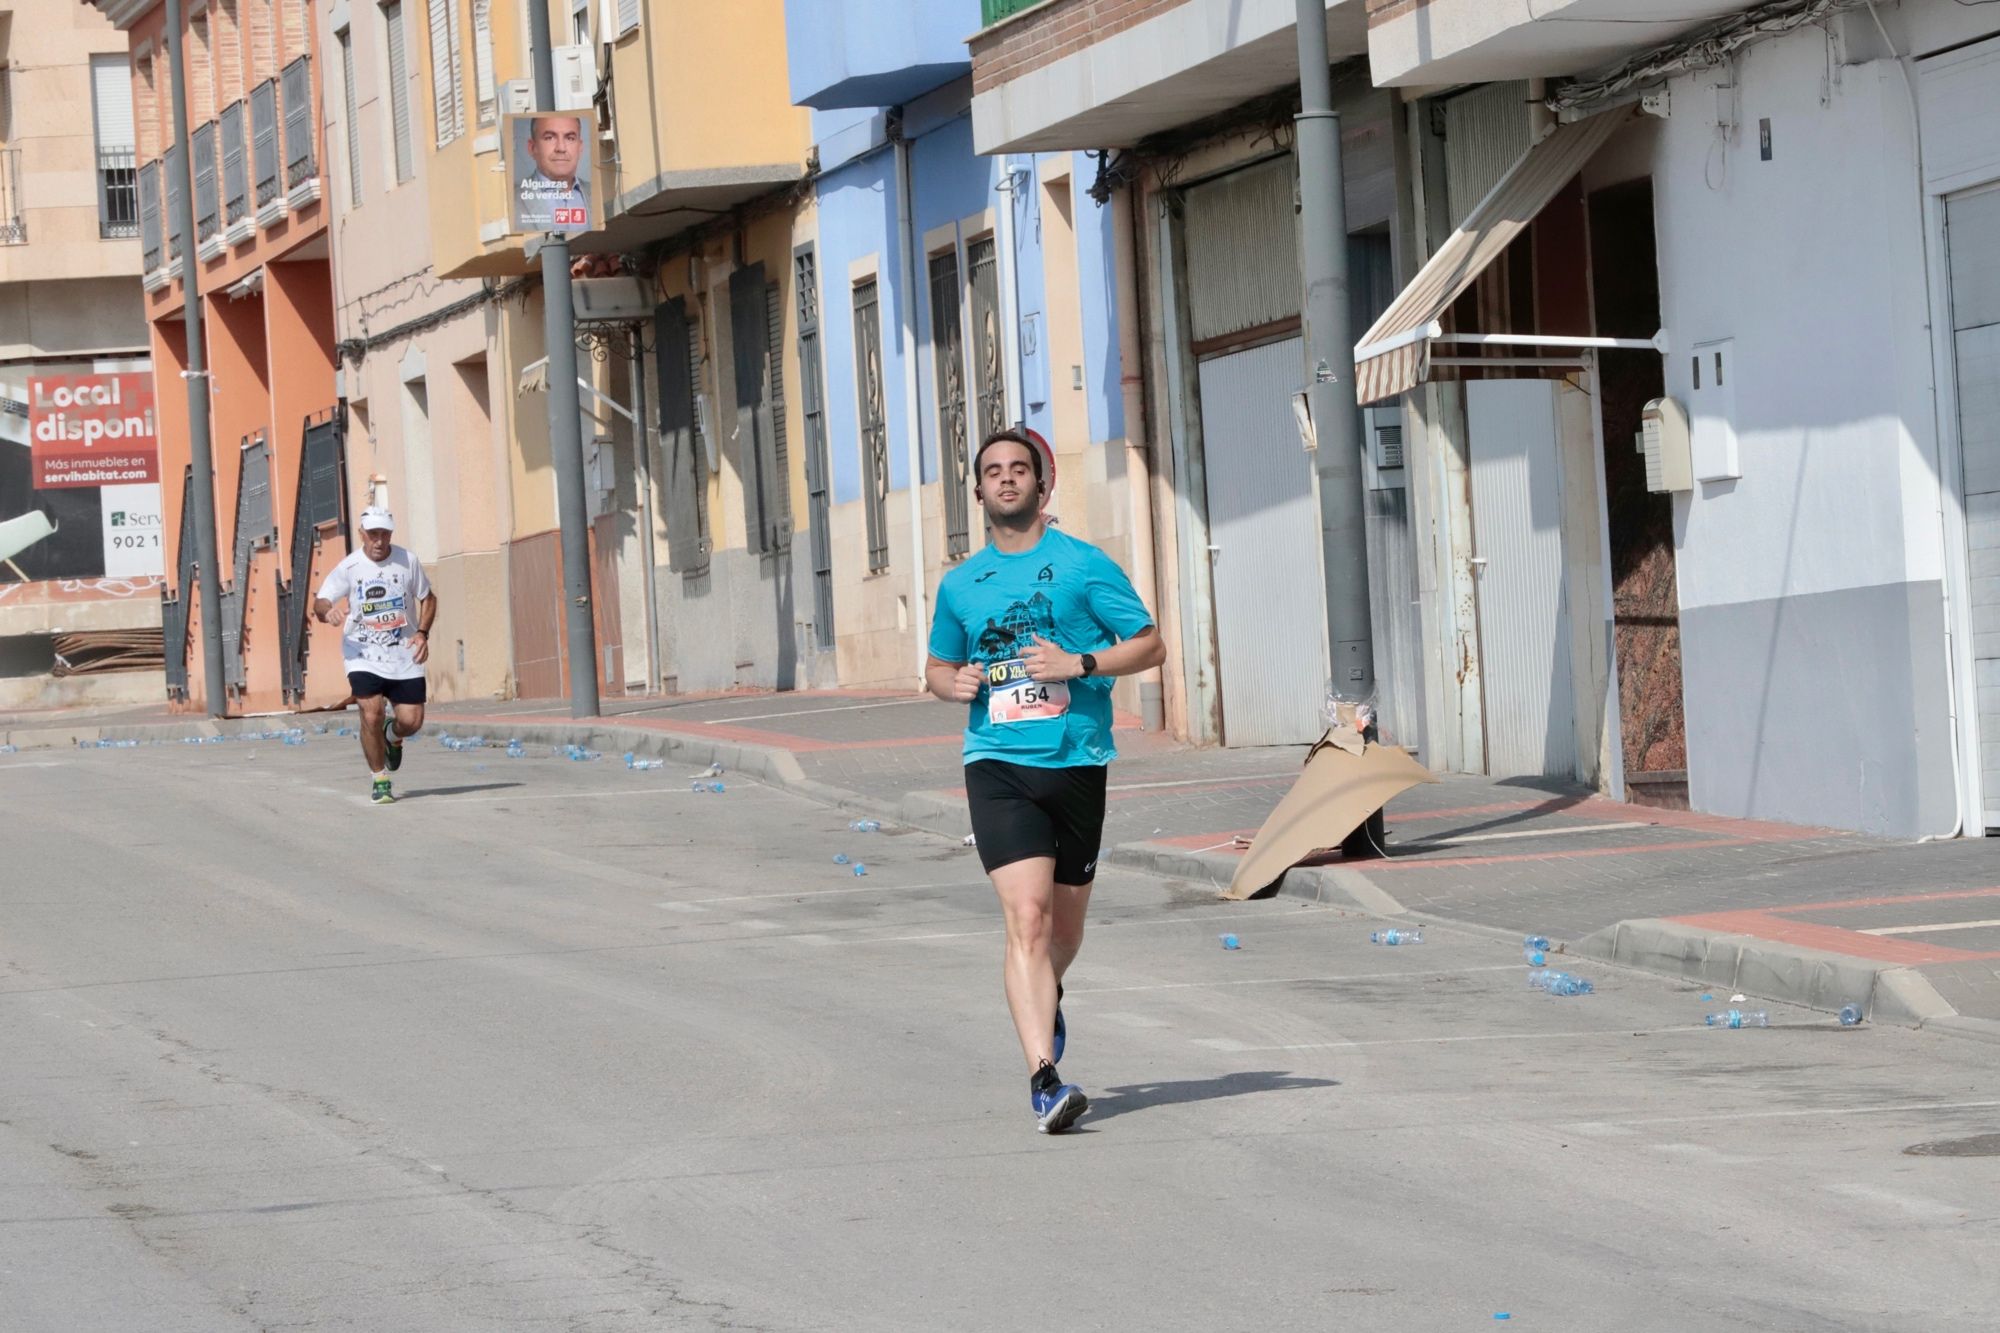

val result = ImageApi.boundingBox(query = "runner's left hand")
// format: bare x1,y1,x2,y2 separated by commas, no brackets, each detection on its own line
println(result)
1022,635,1080,683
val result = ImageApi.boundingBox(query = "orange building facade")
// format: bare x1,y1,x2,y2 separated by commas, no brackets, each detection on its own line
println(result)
90,0,348,714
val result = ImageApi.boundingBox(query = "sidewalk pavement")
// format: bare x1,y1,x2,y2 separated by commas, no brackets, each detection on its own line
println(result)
9,687,1999,1035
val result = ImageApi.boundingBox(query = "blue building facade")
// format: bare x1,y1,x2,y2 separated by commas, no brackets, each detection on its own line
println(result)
785,0,1136,690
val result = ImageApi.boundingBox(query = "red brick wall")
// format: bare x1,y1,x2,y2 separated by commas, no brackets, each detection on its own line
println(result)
970,0,1197,95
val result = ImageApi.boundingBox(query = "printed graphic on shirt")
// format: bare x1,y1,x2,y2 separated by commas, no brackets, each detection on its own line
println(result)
972,591,1057,664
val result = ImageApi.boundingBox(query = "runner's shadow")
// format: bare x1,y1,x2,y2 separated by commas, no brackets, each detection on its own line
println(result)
1084,1070,1338,1124
396,783,524,800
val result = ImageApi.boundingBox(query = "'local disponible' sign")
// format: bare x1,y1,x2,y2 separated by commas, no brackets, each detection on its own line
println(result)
28,373,160,490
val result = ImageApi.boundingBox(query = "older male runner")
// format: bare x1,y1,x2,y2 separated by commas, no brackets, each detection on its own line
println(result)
313,507,436,805
926,428,1164,1133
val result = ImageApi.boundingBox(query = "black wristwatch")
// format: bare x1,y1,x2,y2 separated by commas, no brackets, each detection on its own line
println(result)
1079,652,1098,678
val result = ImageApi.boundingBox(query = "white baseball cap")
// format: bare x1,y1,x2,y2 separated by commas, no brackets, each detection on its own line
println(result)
358,506,395,533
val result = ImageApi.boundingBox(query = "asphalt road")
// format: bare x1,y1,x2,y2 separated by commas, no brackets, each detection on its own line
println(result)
4,735,1998,1331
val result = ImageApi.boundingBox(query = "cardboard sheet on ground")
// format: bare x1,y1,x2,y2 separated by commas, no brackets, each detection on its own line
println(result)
1222,732,1438,900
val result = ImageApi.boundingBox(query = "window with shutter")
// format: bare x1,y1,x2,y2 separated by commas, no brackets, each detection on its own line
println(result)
472,0,496,127
427,0,460,145
653,298,710,575
616,0,639,38
383,0,414,183
730,263,775,554
765,279,793,552
853,279,890,573
338,27,362,205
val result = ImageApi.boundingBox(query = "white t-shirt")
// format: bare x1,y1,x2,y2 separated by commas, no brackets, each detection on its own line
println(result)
316,546,432,680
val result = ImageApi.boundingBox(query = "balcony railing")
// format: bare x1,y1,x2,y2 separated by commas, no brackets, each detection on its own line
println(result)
980,0,1040,25
165,143,185,261
192,122,220,243
281,56,315,189
139,159,162,269
98,147,140,239
0,148,24,245
251,79,281,208
221,102,249,226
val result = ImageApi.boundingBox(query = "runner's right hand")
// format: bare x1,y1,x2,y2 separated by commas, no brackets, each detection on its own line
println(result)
951,663,984,702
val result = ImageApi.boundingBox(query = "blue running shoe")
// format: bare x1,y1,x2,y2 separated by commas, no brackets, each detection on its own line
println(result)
1033,1079,1088,1134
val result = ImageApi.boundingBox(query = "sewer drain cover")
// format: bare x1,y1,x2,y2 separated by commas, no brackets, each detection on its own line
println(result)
1903,1133,2000,1157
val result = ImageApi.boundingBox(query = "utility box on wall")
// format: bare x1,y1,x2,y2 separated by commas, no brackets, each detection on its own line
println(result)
1640,396,1693,494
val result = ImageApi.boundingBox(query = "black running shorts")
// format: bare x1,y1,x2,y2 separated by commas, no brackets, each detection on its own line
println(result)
347,671,428,706
964,759,1109,885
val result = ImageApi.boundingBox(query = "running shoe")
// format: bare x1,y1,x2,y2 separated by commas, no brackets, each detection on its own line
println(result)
384,715,404,772
371,777,396,805
1033,1079,1088,1134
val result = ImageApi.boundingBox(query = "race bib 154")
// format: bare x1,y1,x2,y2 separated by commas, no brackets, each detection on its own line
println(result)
985,657,1070,725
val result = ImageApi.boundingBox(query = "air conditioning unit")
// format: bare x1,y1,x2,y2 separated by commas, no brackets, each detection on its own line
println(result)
571,276,651,323
1364,406,1405,491
1639,397,1693,493
499,78,535,115
552,44,594,111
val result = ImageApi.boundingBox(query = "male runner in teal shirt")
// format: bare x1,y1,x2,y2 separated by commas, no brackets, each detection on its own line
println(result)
926,428,1165,1133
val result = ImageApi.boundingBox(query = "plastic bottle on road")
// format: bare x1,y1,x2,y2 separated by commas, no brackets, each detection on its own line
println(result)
506,740,526,759
1706,1008,1769,1029
1528,968,1594,996
1220,933,1241,950
623,753,664,771
1370,927,1422,946
1524,934,1551,963
849,820,881,833
1839,1003,1863,1026
851,863,868,876
834,854,849,865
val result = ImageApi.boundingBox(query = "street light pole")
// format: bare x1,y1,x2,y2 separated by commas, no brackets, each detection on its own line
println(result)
1294,0,1373,705
162,0,228,717
527,0,601,717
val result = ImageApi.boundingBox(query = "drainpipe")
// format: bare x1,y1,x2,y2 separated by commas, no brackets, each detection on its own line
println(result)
995,155,1027,424
1110,181,1165,732
630,326,662,694
893,120,931,682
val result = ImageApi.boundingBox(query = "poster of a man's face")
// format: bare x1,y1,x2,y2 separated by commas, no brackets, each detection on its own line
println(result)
506,112,594,235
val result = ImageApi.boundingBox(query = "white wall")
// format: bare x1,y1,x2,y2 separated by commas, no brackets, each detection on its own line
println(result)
1652,36,1942,612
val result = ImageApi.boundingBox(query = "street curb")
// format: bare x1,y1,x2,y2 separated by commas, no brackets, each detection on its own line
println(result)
1569,917,1974,1033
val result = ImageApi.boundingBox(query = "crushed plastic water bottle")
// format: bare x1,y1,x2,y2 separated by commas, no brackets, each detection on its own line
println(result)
833,853,849,865
709,781,725,793
1839,1003,1863,1026
436,731,454,745
461,736,488,749
851,863,868,876
506,740,526,759
1370,927,1422,946
564,745,600,762
1220,933,1241,950
623,752,665,771
1706,1008,1769,1029
849,820,881,833
1524,945,1547,966
0,744,16,754
283,734,306,747
312,723,330,735
1528,968,1593,996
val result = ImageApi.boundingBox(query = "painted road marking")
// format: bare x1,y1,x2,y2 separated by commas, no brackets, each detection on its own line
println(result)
1071,964,1523,995
880,904,1340,943
1404,821,1654,846
669,879,981,906
700,697,933,724
1859,918,2000,937
1575,1099,2000,1130
1236,1024,1713,1052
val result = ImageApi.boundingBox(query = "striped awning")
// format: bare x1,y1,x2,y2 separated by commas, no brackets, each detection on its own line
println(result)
1352,107,1632,406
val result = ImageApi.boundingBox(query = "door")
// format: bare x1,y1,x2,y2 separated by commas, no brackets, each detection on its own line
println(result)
1944,184,2000,828
591,512,624,693
1467,380,1576,777
1199,337,1328,747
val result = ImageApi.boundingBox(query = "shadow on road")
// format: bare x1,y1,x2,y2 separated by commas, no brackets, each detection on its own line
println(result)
1085,1070,1338,1124
397,783,525,800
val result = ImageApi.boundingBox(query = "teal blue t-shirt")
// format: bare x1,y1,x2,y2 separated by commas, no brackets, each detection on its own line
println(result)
928,527,1155,769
